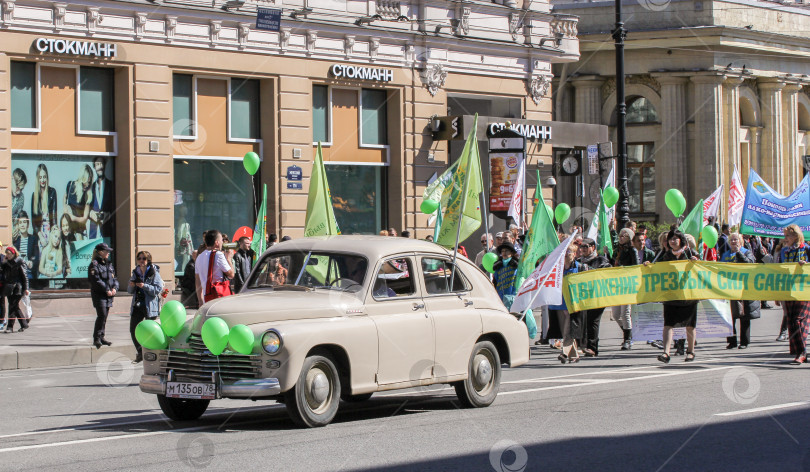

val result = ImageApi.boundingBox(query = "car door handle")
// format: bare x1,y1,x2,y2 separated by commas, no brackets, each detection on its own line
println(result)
463,299,473,307
412,302,425,311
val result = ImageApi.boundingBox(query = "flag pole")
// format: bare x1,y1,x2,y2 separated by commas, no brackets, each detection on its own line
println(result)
518,229,578,320
449,161,472,290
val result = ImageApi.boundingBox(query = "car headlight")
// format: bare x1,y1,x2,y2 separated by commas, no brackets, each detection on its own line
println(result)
261,330,282,355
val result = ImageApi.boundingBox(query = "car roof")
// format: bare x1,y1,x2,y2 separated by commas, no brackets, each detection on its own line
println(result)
265,235,460,261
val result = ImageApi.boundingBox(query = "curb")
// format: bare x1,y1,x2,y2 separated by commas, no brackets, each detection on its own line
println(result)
0,344,138,370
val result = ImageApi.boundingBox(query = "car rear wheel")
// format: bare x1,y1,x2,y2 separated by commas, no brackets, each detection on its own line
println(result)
454,340,501,408
157,395,210,421
284,355,341,427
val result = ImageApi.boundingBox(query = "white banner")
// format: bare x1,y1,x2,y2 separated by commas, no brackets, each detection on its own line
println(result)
728,166,745,227
510,231,577,313
507,163,525,225
631,300,733,341
703,185,723,225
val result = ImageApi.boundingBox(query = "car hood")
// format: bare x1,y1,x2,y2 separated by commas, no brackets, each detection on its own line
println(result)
193,288,364,329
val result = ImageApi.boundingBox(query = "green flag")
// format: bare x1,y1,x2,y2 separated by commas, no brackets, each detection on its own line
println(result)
433,201,443,242
679,199,704,242
304,143,340,237
597,193,613,258
435,115,483,248
250,184,267,259
514,171,559,289
424,159,460,203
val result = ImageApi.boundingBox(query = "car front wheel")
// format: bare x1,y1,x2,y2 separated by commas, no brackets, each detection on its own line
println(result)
284,355,341,427
157,395,210,421
454,340,501,408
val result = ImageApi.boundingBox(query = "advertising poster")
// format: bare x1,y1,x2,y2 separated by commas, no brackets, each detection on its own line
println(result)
489,152,523,212
11,154,114,289
740,170,810,237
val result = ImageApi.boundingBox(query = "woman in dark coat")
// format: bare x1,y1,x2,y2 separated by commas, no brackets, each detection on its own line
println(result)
778,224,810,365
128,250,164,363
646,230,699,363
720,233,760,349
547,240,586,363
3,247,30,333
88,243,119,349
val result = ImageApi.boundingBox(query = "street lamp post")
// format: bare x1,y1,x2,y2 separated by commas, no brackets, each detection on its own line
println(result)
613,0,629,227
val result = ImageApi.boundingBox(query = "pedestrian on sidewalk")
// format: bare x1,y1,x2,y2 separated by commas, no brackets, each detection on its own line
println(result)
195,230,235,306
3,247,29,333
778,225,810,365
232,236,255,294
88,243,118,349
128,250,164,364
180,244,204,309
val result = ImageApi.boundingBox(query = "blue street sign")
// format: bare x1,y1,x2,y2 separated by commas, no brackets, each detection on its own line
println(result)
256,8,281,32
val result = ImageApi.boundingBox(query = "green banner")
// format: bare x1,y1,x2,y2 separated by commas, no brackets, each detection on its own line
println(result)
563,260,810,312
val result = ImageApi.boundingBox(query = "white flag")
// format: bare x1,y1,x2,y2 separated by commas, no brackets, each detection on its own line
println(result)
510,231,578,313
507,163,525,225
702,185,723,225
728,167,745,227
586,163,615,240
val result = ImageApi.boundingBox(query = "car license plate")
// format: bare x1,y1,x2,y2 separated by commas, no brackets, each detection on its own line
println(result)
166,382,216,400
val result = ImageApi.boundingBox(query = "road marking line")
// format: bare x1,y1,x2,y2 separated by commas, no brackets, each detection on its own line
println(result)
0,425,210,453
499,365,736,396
501,365,654,384
714,402,808,417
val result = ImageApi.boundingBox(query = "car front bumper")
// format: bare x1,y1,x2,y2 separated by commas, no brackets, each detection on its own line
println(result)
139,374,281,399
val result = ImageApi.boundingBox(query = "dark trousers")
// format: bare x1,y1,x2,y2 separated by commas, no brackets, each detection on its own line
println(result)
6,294,27,330
727,318,751,346
584,308,605,354
0,294,6,323
129,306,152,354
93,304,110,341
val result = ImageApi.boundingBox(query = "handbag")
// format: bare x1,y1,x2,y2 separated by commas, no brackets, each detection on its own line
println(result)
21,294,32,319
204,250,232,302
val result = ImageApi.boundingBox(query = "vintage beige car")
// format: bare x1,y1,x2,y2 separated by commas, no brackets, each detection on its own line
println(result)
140,236,529,427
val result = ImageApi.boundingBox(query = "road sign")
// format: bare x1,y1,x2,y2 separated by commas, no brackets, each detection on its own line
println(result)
256,8,282,31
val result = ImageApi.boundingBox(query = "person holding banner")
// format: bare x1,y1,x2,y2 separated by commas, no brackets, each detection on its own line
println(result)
492,243,519,310
548,241,586,364
577,238,613,356
778,224,810,365
720,233,760,349
612,228,639,351
646,230,699,363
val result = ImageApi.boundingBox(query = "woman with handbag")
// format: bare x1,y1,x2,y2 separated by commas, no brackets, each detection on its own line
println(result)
194,230,235,306
645,230,700,363
3,247,30,333
720,233,760,349
128,250,164,364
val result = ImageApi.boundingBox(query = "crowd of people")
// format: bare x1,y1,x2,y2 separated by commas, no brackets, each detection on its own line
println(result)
479,220,809,366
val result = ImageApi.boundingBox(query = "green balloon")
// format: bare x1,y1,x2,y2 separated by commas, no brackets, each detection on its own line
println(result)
159,300,186,338
420,199,439,215
243,152,260,176
228,325,255,355
555,203,571,225
603,187,620,208
701,225,719,249
482,252,498,273
201,317,230,356
665,189,686,217
545,204,554,222
135,319,168,350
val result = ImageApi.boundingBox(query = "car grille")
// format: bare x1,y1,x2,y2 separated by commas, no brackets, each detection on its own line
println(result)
159,335,262,382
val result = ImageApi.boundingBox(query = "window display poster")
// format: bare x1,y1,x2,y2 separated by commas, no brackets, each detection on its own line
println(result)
11,154,114,287
489,153,523,212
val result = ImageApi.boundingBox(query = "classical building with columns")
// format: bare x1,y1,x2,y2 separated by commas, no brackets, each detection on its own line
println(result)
551,0,810,224
0,0,581,294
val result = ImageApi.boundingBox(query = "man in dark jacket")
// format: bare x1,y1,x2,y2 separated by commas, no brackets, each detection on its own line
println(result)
232,236,255,293
181,250,199,309
577,238,612,355
88,243,119,348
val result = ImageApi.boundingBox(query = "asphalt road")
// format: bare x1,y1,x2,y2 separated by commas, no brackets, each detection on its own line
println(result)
1,310,808,472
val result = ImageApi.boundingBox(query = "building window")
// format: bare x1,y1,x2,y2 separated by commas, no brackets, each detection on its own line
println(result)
627,143,656,213
79,67,115,132
11,61,37,130
325,164,385,234
11,154,115,290
313,85,330,143
173,74,194,137
173,159,254,275
230,78,260,140
360,89,388,146
626,96,659,124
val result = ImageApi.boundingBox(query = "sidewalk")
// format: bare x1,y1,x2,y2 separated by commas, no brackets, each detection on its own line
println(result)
0,294,188,370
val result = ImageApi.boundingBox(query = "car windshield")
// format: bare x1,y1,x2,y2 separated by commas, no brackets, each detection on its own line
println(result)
247,251,368,292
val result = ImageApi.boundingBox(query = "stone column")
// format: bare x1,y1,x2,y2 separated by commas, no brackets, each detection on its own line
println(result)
723,77,743,218
782,83,801,189
655,75,689,215
691,75,725,204
758,79,785,193
571,75,603,125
